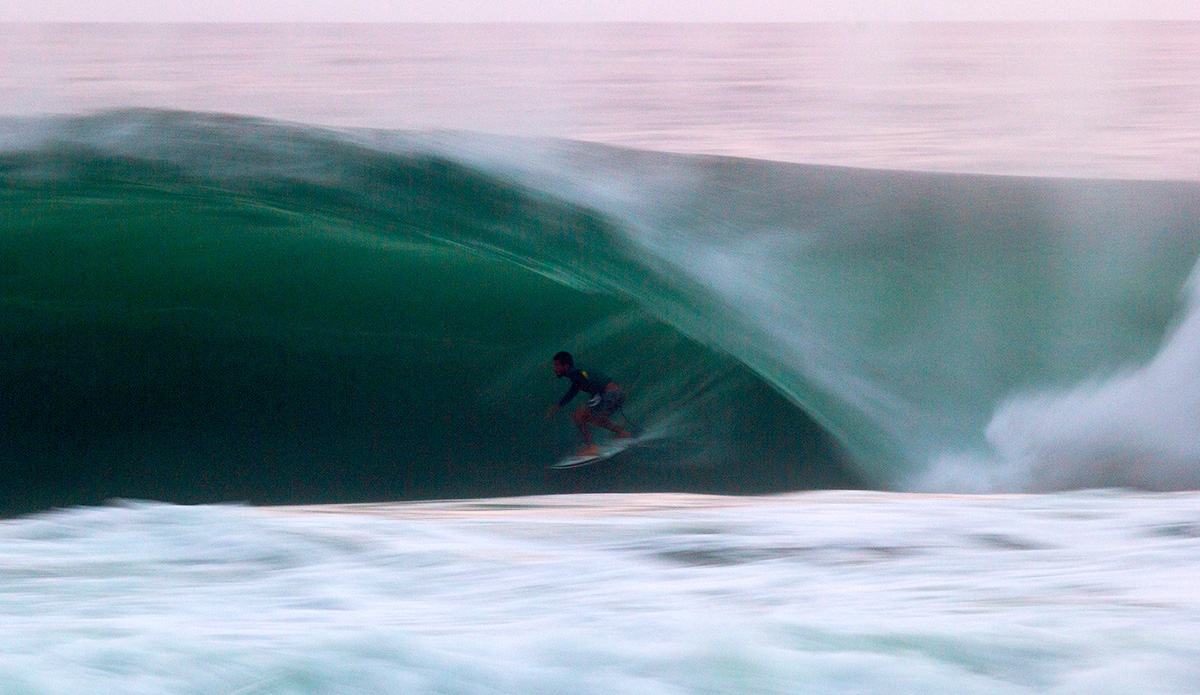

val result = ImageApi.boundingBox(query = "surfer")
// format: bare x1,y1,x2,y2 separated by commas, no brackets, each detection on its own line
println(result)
545,351,631,457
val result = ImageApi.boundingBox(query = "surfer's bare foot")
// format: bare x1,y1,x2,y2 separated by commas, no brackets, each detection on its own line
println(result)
578,444,600,457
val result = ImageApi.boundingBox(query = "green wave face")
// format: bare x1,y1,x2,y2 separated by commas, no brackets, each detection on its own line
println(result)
0,113,855,514
4,110,1200,513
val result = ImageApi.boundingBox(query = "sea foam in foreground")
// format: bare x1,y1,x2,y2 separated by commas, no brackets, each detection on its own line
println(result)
1,491,1197,694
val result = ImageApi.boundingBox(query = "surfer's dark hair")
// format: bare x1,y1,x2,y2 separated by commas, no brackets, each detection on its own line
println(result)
552,351,573,367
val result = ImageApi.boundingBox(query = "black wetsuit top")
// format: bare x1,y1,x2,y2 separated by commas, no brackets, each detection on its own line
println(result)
558,367,613,408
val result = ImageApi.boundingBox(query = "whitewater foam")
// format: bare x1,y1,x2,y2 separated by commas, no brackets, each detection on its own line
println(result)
2,493,1198,694
930,262,1200,492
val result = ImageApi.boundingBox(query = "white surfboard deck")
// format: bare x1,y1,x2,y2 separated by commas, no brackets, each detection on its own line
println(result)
550,435,647,469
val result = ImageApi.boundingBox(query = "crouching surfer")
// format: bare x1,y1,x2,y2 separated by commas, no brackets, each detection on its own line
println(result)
545,351,631,457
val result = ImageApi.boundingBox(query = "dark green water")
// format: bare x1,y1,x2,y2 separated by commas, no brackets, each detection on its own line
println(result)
0,112,858,515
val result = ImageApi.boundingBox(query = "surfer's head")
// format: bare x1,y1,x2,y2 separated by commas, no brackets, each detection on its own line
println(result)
552,351,573,377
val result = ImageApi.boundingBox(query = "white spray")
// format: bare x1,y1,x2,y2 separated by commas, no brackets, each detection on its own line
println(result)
924,261,1200,492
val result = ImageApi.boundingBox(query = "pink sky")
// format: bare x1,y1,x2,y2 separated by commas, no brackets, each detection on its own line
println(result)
3,0,1199,22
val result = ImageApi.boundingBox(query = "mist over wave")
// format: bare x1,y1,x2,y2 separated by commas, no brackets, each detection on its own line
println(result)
2,110,1200,512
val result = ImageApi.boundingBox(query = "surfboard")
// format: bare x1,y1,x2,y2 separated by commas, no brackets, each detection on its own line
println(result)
550,436,643,469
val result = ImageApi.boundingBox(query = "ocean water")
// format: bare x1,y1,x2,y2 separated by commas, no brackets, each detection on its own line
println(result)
2,22,1200,693
2,493,1199,694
